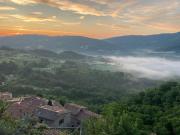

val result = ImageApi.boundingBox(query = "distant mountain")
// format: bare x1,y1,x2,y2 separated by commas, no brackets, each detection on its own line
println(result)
105,32,180,53
0,35,112,53
0,32,180,55
157,44,180,54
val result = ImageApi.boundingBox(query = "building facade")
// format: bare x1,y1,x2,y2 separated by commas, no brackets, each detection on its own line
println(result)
35,105,71,128
6,96,47,119
5,94,99,128
64,103,99,127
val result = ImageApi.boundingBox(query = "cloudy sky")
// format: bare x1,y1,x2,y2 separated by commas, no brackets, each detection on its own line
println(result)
0,0,180,38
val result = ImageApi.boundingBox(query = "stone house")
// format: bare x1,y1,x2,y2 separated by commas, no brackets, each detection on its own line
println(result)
6,96,47,119
5,94,99,128
64,103,99,127
35,105,71,128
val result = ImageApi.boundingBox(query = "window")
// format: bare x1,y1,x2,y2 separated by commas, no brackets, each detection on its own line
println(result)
40,119,43,123
59,119,64,126
77,121,80,125
19,109,22,113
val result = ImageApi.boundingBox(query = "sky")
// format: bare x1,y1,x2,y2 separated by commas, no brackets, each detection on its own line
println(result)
0,0,180,38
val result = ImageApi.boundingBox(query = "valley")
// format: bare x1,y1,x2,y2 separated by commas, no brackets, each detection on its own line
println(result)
0,32,180,135
0,48,160,111
0,0,180,134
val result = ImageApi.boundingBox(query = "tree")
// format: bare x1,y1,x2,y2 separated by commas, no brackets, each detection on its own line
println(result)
0,101,8,116
84,103,142,135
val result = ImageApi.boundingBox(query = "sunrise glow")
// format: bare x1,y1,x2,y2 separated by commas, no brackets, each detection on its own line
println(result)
0,0,180,38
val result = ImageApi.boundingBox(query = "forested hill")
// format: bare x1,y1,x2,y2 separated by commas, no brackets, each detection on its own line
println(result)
0,48,159,111
157,44,180,53
0,44,180,135
85,81,180,135
0,32,180,54
105,32,180,53
0,35,113,53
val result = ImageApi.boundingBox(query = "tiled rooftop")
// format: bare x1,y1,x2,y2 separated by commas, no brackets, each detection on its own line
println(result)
64,103,87,115
40,105,68,114
6,96,47,118
65,103,87,109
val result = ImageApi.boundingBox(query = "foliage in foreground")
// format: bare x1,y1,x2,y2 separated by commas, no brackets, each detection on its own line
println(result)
84,104,142,135
84,82,180,135
0,82,180,135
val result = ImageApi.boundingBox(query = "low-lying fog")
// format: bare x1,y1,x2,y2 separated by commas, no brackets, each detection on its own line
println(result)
104,56,180,80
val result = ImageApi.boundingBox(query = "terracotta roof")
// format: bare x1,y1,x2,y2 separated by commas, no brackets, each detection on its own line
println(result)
65,103,87,109
5,102,23,118
7,98,22,103
40,105,68,114
6,96,47,119
64,103,87,115
64,103,99,121
36,105,69,121
76,110,99,121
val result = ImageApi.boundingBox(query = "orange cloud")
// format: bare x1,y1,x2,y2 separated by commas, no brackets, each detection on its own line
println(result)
62,22,81,26
31,12,43,15
148,22,180,32
37,0,107,16
9,0,36,5
97,23,130,29
89,0,116,5
1,0,180,38
80,16,85,20
0,27,102,38
10,14,56,22
0,6,16,10
6,0,108,16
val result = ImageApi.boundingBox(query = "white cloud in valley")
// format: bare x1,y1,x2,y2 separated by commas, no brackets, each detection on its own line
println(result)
105,56,180,80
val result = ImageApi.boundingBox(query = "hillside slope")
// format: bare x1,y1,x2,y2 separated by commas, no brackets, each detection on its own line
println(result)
0,35,112,53
0,32,180,55
105,32,180,53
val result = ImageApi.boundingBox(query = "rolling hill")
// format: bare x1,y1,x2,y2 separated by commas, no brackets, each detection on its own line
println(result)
0,35,112,53
105,32,180,53
0,32,180,55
